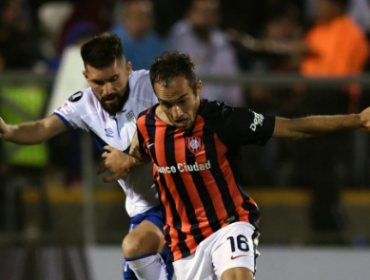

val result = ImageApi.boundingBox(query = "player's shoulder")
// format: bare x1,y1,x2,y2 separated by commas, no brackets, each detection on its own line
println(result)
199,99,234,118
64,87,98,112
129,70,151,90
130,69,150,81
199,100,257,129
137,104,156,119
67,87,95,104
54,87,98,126
129,70,154,96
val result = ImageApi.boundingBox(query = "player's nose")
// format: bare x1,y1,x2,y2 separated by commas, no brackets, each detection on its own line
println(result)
103,82,114,95
172,106,183,119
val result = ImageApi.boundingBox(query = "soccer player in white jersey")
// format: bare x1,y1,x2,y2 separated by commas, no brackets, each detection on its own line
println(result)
0,33,173,280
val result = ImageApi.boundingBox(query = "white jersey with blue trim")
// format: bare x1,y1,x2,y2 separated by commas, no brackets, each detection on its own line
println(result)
53,70,158,217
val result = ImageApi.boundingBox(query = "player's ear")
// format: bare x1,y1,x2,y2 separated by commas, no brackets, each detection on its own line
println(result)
126,61,132,74
82,70,88,80
195,80,202,96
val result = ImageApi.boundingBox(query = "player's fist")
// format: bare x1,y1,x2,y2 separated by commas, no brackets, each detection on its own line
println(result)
0,117,12,140
359,106,370,131
98,145,137,183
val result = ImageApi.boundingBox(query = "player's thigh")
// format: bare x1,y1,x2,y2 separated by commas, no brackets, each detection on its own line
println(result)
122,220,164,257
220,267,254,280
212,222,257,280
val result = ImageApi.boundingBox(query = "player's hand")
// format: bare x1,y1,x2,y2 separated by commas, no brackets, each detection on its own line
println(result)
0,117,12,141
359,106,370,131
97,145,136,183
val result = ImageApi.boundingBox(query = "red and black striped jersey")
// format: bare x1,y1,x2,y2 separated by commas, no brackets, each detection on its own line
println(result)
137,100,275,261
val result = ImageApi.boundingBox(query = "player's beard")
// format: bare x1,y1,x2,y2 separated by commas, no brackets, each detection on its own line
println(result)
100,93,126,115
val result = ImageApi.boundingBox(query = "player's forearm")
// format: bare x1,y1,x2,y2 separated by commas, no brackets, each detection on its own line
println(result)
4,121,50,144
274,114,362,140
129,131,151,165
129,146,151,166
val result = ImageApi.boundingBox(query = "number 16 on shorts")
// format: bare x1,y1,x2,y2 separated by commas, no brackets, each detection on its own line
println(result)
227,234,250,259
212,222,257,277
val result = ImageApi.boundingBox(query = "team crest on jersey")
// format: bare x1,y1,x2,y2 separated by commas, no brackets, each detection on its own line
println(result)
186,136,204,154
68,91,83,102
126,110,137,127
105,128,114,138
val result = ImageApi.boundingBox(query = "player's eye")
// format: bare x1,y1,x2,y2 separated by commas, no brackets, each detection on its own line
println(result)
111,75,118,82
161,102,172,109
94,81,104,86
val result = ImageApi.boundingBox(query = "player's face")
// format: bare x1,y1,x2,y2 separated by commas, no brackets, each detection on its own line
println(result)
83,59,132,115
154,76,201,131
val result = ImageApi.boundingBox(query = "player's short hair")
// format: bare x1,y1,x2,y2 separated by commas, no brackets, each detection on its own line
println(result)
80,33,125,69
149,51,197,92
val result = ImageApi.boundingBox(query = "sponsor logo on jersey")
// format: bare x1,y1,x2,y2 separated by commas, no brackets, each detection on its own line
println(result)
105,128,114,138
186,136,203,154
126,110,137,128
249,111,264,132
57,102,68,111
146,142,154,149
157,160,211,174
231,255,247,260
68,91,83,102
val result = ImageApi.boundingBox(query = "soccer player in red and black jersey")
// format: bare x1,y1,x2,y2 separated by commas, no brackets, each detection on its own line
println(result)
99,51,370,280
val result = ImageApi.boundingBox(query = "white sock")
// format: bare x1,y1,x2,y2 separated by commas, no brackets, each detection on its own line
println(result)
126,253,168,280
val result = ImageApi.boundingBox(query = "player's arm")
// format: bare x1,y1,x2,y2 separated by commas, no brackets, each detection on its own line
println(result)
0,115,69,145
129,130,151,164
272,107,370,140
98,131,150,183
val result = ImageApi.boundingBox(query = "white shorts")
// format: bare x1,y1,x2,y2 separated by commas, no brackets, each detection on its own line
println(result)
173,222,260,280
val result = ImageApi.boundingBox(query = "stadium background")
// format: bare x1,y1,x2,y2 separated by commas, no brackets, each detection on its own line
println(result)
1,0,370,279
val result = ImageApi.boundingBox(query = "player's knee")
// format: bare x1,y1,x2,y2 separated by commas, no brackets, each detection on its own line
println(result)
122,234,141,258
122,232,160,258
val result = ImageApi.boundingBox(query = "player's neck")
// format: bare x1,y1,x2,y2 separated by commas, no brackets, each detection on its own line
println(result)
155,105,170,125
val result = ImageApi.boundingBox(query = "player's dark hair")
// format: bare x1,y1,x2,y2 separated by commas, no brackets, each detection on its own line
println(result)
149,51,197,92
80,33,125,69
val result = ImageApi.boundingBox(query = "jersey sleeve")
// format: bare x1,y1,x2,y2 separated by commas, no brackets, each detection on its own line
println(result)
52,91,89,131
212,102,275,147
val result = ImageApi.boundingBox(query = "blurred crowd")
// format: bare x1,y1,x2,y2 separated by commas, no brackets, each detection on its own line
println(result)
1,0,369,76
0,0,370,114
1,0,370,241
